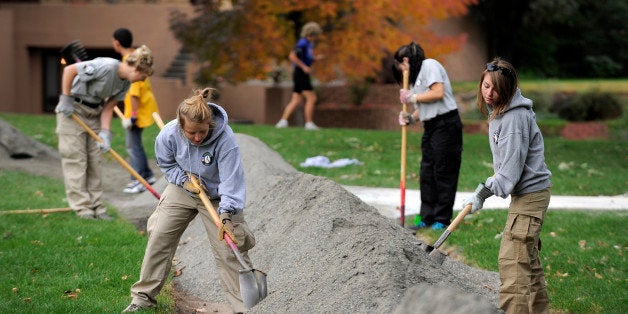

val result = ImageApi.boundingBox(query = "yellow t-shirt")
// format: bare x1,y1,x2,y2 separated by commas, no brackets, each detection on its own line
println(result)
123,78,159,128
122,55,159,128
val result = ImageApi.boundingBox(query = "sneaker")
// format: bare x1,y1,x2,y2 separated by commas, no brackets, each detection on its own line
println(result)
122,303,155,312
146,176,157,185
409,221,428,230
304,121,319,130
96,212,114,221
123,180,146,194
431,222,447,231
275,119,288,128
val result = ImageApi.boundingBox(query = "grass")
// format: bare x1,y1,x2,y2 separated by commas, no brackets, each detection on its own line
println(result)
0,112,626,313
0,171,175,313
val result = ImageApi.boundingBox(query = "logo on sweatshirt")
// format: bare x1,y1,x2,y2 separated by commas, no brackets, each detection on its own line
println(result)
201,152,213,166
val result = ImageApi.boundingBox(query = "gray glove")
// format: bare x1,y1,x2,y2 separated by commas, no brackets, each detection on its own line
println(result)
462,183,494,213
398,111,415,125
97,129,112,153
55,95,74,117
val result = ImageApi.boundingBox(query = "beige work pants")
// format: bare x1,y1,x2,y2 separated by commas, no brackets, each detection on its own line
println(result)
55,104,106,216
499,188,550,314
129,183,256,313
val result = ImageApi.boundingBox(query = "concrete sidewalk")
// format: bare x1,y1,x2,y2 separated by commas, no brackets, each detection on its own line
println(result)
343,185,628,219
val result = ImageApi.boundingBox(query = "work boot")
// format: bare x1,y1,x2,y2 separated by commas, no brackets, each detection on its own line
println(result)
122,303,155,312
96,212,114,221
76,211,96,220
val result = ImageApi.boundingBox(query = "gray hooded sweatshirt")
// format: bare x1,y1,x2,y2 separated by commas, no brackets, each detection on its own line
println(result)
485,88,551,198
155,103,245,215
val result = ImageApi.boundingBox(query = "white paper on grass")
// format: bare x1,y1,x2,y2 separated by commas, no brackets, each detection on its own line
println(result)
300,155,363,168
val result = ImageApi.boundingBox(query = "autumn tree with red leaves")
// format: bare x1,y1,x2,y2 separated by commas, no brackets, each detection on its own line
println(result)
170,0,477,85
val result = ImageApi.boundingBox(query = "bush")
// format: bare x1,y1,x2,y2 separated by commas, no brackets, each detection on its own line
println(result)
551,90,622,121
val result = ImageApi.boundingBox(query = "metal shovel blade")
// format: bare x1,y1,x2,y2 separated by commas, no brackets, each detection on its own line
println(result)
239,268,268,309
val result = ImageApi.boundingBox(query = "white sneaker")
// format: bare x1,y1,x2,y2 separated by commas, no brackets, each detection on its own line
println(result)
275,119,288,128
123,180,146,194
304,122,319,130
146,176,157,185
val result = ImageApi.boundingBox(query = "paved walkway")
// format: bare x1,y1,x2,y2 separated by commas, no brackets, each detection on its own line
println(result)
343,186,628,219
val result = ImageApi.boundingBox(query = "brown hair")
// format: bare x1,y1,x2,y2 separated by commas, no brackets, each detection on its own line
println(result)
476,57,518,120
177,88,216,128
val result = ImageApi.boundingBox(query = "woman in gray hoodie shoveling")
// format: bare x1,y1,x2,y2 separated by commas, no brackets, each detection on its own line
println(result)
124,88,260,313
463,58,552,314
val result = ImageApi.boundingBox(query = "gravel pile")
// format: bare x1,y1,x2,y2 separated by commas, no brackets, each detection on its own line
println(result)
174,134,502,313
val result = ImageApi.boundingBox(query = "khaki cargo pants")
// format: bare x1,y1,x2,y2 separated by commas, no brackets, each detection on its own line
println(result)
55,104,107,217
129,183,256,313
499,188,550,314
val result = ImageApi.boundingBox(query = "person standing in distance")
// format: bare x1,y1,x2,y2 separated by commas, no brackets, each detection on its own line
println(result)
55,45,155,219
275,21,323,130
113,28,160,193
463,58,552,313
123,88,257,313
393,42,463,231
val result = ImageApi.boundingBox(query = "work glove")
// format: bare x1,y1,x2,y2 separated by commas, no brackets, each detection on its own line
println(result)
398,111,415,126
399,89,418,106
97,129,112,153
462,183,494,213
55,95,74,117
218,212,237,243
121,117,137,129
182,175,207,194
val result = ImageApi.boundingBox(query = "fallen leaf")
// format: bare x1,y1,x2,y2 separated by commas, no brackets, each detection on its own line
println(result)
550,232,556,237
579,240,587,249
121,274,128,280
595,272,603,279
34,190,44,197
12,287,18,293
23,297,31,303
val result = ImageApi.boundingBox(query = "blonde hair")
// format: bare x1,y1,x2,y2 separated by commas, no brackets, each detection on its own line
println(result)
126,45,154,76
301,22,322,38
177,88,216,128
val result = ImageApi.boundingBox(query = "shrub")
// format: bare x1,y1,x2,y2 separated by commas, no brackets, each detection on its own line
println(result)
552,90,622,121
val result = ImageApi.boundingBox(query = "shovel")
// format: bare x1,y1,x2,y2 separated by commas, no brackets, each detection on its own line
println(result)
188,174,267,309
419,203,473,265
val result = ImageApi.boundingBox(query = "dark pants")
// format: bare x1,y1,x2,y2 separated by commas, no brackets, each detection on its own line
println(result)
125,126,153,181
419,110,463,225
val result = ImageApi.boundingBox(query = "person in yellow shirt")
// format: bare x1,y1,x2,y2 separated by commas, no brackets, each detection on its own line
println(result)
113,28,160,193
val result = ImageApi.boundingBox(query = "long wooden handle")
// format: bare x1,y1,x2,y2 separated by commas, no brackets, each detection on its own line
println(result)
70,114,161,200
152,112,165,129
0,207,72,215
432,204,472,249
399,69,409,226
447,203,472,232
188,174,252,270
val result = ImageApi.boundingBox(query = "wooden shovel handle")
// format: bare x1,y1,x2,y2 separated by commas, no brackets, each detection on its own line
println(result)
447,203,473,232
